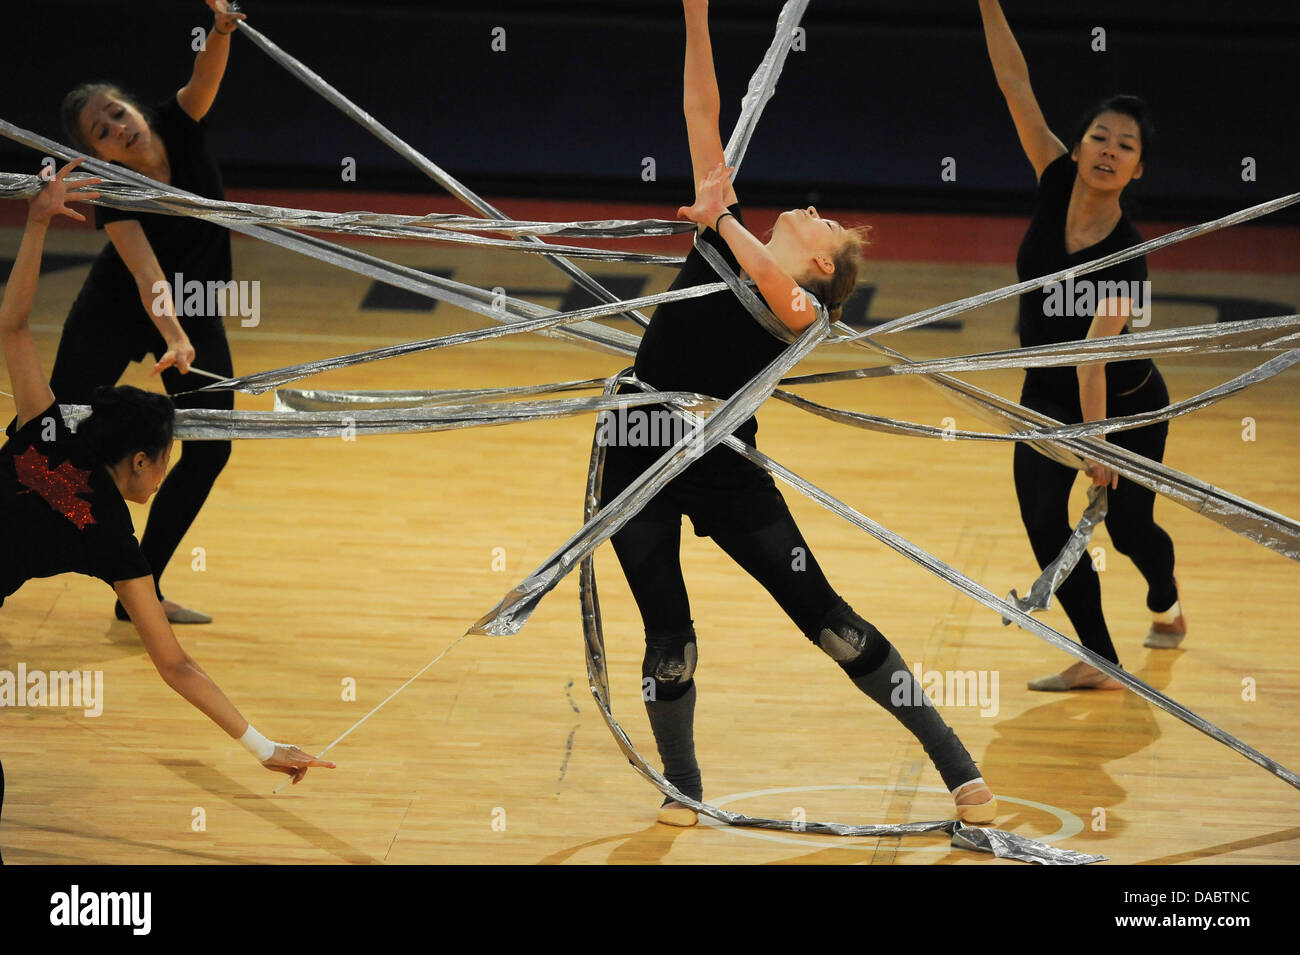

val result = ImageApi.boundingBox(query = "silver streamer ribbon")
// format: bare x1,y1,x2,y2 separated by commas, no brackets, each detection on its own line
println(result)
0,171,689,264
0,119,645,359
271,377,610,412
950,825,1104,864
694,235,800,343
235,0,809,333
788,314,1300,383
468,186,831,634
722,0,811,182
622,379,1300,792
813,327,1300,560
576,371,1106,865
469,311,831,637
10,98,1297,782
0,169,694,238
59,333,1295,470
232,20,657,327
192,280,732,395
246,228,646,358
1004,485,1109,621
851,192,1300,339
59,391,720,440
779,360,1300,560
845,332,1090,470
196,225,840,394
779,349,1300,444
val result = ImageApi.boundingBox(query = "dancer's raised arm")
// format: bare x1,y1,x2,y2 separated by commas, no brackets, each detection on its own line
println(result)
978,0,1066,178
678,163,822,333
0,162,99,426
682,0,737,219
177,0,246,121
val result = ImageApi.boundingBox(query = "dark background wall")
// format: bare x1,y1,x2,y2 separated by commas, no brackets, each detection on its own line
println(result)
3,1,1298,221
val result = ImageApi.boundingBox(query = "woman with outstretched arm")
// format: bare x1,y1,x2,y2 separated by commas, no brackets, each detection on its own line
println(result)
978,0,1184,691
0,164,334,845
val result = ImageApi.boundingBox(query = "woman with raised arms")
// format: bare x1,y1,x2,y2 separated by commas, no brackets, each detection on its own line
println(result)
597,0,999,826
978,0,1184,691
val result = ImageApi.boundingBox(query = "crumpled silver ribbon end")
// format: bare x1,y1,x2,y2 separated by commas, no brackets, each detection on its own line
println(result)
1001,588,1032,626
469,576,554,635
952,823,1108,865
1002,486,1108,625
468,605,524,636
469,618,519,637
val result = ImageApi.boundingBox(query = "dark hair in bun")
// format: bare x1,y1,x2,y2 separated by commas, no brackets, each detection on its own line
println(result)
77,385,175,466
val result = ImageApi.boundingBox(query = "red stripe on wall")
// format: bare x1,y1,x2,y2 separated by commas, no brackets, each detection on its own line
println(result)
6,186,1297,275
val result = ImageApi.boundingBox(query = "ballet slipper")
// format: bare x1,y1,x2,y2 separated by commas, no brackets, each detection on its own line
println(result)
164,601,213,624
1027,673,1072,691
1028,664,1123,691
1144,579,1186,648
656,799,699,827
952,779,999,825
1143,616,1186,649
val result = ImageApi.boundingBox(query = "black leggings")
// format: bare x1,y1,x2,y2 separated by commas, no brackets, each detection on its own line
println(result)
606,450,983,794
610,496,841,645
1014,371,1178,664
49,321,234,604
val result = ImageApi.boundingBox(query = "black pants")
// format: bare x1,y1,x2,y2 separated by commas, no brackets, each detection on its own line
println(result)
603,444,841,644
603,441,984,796
1014,370,1178,664
49,316,234,604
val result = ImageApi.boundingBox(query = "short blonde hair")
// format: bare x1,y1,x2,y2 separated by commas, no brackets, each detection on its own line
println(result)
800,224,872,322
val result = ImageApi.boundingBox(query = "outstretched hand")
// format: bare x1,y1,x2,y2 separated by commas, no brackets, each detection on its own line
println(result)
677,162,734,230
29,159,101,225
263,743,336,785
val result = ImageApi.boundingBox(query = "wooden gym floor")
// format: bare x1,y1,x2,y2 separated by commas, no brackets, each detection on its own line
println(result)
1,208,1297,865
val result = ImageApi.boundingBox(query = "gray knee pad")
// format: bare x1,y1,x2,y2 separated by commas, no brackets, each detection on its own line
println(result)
643,625,698,702
811,601,888,677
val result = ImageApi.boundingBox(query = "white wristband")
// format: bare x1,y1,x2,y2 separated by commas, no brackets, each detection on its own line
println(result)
238,724,277,763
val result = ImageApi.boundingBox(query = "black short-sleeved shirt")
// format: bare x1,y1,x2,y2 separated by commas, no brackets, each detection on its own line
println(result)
71,95,232,361
634,203,787,449
1016,154,1153,402
0,403,152,605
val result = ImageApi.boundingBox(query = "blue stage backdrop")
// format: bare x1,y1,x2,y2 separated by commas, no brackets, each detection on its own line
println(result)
2,1,1297,219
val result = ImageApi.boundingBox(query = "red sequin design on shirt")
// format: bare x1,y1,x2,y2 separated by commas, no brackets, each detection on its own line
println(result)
13,445,97,530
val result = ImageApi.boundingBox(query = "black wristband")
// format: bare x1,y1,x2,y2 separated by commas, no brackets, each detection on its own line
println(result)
713,211,734,233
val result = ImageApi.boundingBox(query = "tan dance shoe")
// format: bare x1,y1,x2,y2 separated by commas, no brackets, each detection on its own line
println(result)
656,799,699,827
1144,581,1186,649
1028,662,1123,691
164,601,213,624
952,779,999,825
